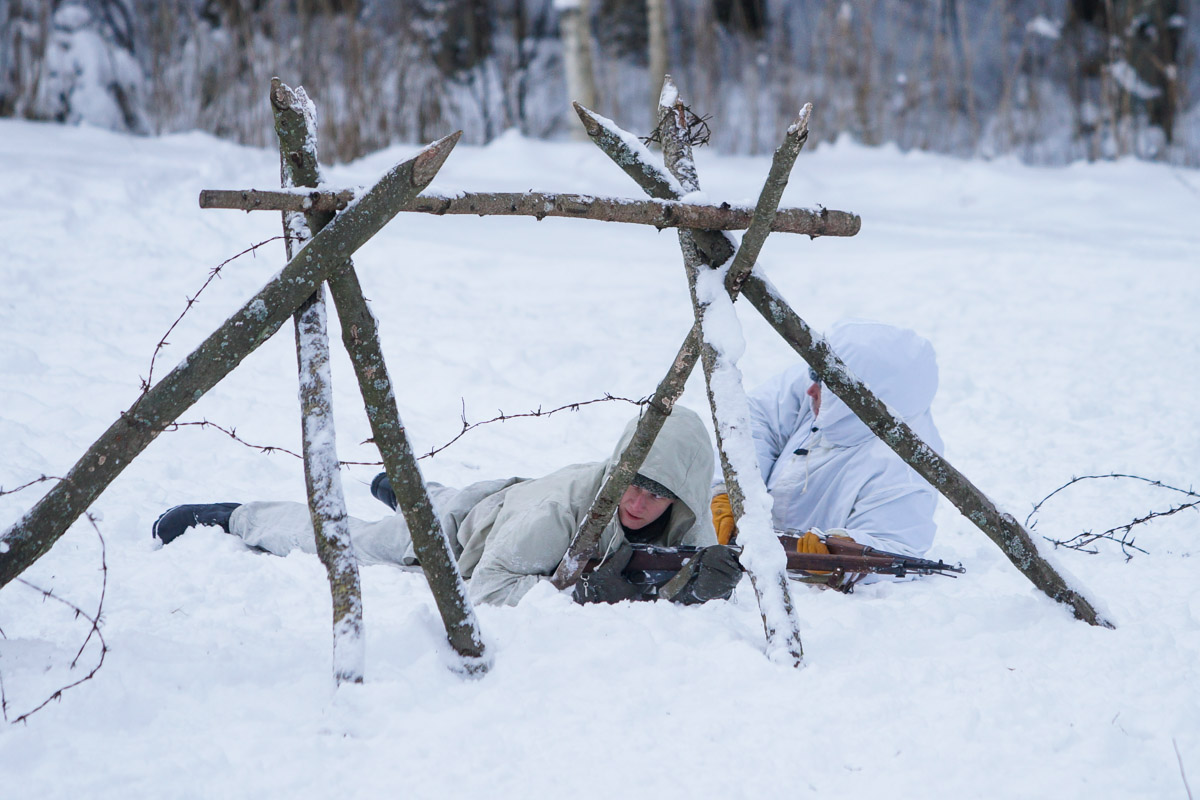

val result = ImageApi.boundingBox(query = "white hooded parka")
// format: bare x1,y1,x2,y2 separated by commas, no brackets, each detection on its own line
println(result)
734,320,945,558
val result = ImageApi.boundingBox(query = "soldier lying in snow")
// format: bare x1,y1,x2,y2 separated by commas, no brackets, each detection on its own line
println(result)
153,406,742,607
712,320,946,567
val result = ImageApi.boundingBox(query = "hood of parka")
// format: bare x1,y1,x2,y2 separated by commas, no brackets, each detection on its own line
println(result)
605,406,717,546
816,320,943,450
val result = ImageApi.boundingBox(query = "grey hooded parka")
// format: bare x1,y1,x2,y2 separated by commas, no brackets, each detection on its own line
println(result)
230,406,717,606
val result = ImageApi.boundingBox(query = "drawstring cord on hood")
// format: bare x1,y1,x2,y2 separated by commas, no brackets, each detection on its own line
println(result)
597,529,620,564
791,423,820,495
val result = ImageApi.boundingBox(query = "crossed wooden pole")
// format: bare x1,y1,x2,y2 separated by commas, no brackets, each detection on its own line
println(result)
0,78,1110,687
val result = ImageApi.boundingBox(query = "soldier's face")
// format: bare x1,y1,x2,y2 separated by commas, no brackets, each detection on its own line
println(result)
807,380,822,418
618,485,674,530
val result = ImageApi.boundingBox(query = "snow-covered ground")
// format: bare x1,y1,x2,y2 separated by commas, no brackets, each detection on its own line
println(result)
1,117,1198,799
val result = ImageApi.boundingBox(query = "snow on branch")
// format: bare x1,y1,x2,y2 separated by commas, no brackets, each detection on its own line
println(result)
659,79,806,667
273,77,364,686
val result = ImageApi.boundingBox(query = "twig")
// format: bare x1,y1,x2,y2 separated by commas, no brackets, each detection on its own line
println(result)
1176,738,1194,800
0,654,7,721
1027,473,1200,559
4,514,108,725
139,236,287,394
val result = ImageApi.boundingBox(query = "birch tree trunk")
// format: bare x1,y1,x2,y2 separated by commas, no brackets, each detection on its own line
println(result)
272,79,364,686
658,80,806,667
646,0,668,124
272,80,489,675
571,100,1112,628
0,133,460,591
558,0,597,139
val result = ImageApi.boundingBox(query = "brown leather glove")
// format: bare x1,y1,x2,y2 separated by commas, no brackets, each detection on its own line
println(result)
795,530,830,555
795,531,856,577
710,493,736,545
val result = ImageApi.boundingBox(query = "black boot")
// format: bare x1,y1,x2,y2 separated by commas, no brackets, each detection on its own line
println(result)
370,472,398,510
153,503,241,545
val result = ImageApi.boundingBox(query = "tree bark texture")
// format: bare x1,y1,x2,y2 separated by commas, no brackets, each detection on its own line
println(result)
199,188,357,214
574,101,1112,628
198,188,860,238
273,78,365,686
0,131,461,591
660,82,806,666
272,80,489,673
723,104,813,294
327,265,491,673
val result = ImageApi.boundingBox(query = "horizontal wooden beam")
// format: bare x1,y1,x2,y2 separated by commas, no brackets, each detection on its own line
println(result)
199,188,861,238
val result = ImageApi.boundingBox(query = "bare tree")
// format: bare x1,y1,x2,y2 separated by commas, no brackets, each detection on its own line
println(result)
557,0,598,136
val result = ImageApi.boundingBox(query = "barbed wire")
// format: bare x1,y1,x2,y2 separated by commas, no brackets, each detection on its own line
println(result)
640,104,713,148
138,236,285,396
1026,473,1200,560
1,513,108,725
151,394,650,467
416,394,649,460
0,474,67,499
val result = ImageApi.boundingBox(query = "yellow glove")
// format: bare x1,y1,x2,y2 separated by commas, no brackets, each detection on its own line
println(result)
710,493,736,545
795,531,831,555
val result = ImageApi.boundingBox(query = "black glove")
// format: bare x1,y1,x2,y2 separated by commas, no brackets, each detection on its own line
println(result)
572,544,646,605
660,544,743,606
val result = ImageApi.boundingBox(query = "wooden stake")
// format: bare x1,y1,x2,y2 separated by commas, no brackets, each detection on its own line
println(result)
272,78,364,686
272,79,489,674
660,79,807,666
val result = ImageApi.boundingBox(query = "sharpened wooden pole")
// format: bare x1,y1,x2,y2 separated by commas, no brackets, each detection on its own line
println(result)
272,79,489,674
659,78,806,666
272,78,364,686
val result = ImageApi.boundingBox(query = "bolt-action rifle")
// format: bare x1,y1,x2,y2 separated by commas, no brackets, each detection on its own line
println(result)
584,532,964,594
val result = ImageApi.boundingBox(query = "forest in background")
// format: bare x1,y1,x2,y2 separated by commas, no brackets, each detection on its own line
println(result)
1,0,1195,165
